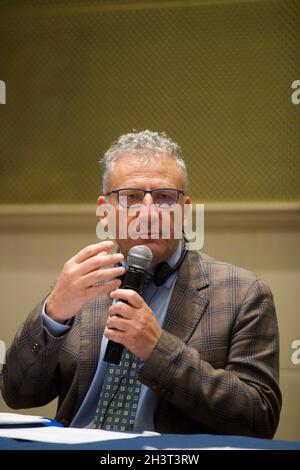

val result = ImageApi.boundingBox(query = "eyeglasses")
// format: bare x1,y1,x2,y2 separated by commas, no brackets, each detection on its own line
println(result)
105,188,184,208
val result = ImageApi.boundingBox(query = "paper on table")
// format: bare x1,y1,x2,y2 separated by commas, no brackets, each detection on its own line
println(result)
0,413,51,425
0,426,159,444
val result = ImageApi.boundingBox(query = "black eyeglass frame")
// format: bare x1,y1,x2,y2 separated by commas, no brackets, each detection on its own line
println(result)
105,188,185,208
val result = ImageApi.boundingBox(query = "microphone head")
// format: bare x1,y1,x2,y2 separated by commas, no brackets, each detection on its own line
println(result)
127,245,153,271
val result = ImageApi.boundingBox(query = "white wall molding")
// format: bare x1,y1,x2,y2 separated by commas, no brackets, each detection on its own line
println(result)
1,202,299,231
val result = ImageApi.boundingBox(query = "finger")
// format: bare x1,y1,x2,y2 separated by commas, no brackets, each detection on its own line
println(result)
110,289,144,308
83,265,125,288
78,252,124,275
85,278,122,300
73,241,115,264
106,315,128,332
108,301,134,319
104,326,125,345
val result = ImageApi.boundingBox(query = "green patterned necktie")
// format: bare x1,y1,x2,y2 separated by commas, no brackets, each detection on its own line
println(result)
92,347,142,431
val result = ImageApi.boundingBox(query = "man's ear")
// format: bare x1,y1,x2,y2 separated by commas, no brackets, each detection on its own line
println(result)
97,195,108,230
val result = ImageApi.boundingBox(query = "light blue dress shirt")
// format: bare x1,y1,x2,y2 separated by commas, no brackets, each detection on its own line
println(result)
42,242,182,431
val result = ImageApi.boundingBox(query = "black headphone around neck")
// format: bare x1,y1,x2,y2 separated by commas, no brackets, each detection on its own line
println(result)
152,236,187,286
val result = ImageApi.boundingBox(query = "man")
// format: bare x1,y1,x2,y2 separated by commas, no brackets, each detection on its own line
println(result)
0,130,281,437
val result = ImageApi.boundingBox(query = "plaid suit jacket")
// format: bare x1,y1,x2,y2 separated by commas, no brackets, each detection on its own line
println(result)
0,250,281,437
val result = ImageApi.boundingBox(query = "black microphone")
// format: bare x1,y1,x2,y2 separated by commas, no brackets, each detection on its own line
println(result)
104,245,153,365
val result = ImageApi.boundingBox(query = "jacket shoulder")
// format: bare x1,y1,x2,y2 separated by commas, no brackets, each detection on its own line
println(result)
194,251,273,299
199,251,258,282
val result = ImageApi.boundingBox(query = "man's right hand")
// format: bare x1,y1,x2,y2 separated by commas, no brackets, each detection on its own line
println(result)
45,240,125,324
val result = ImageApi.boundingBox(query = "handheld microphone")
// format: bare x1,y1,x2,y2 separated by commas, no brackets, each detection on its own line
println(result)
104,245,153,365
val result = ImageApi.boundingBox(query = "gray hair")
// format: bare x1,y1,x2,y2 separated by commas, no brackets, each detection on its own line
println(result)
100,130,188,194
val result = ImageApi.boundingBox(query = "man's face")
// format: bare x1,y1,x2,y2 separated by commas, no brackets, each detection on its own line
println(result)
98,153,190,266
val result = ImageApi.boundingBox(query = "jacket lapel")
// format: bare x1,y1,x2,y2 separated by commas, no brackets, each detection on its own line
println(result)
163,250,209,342
76,295,112,410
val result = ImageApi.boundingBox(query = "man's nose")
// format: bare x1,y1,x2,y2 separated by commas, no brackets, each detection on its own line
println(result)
142,192,154,207
139,192,159,220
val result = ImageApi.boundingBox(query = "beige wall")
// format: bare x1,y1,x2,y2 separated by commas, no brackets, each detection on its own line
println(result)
0,204,299,441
